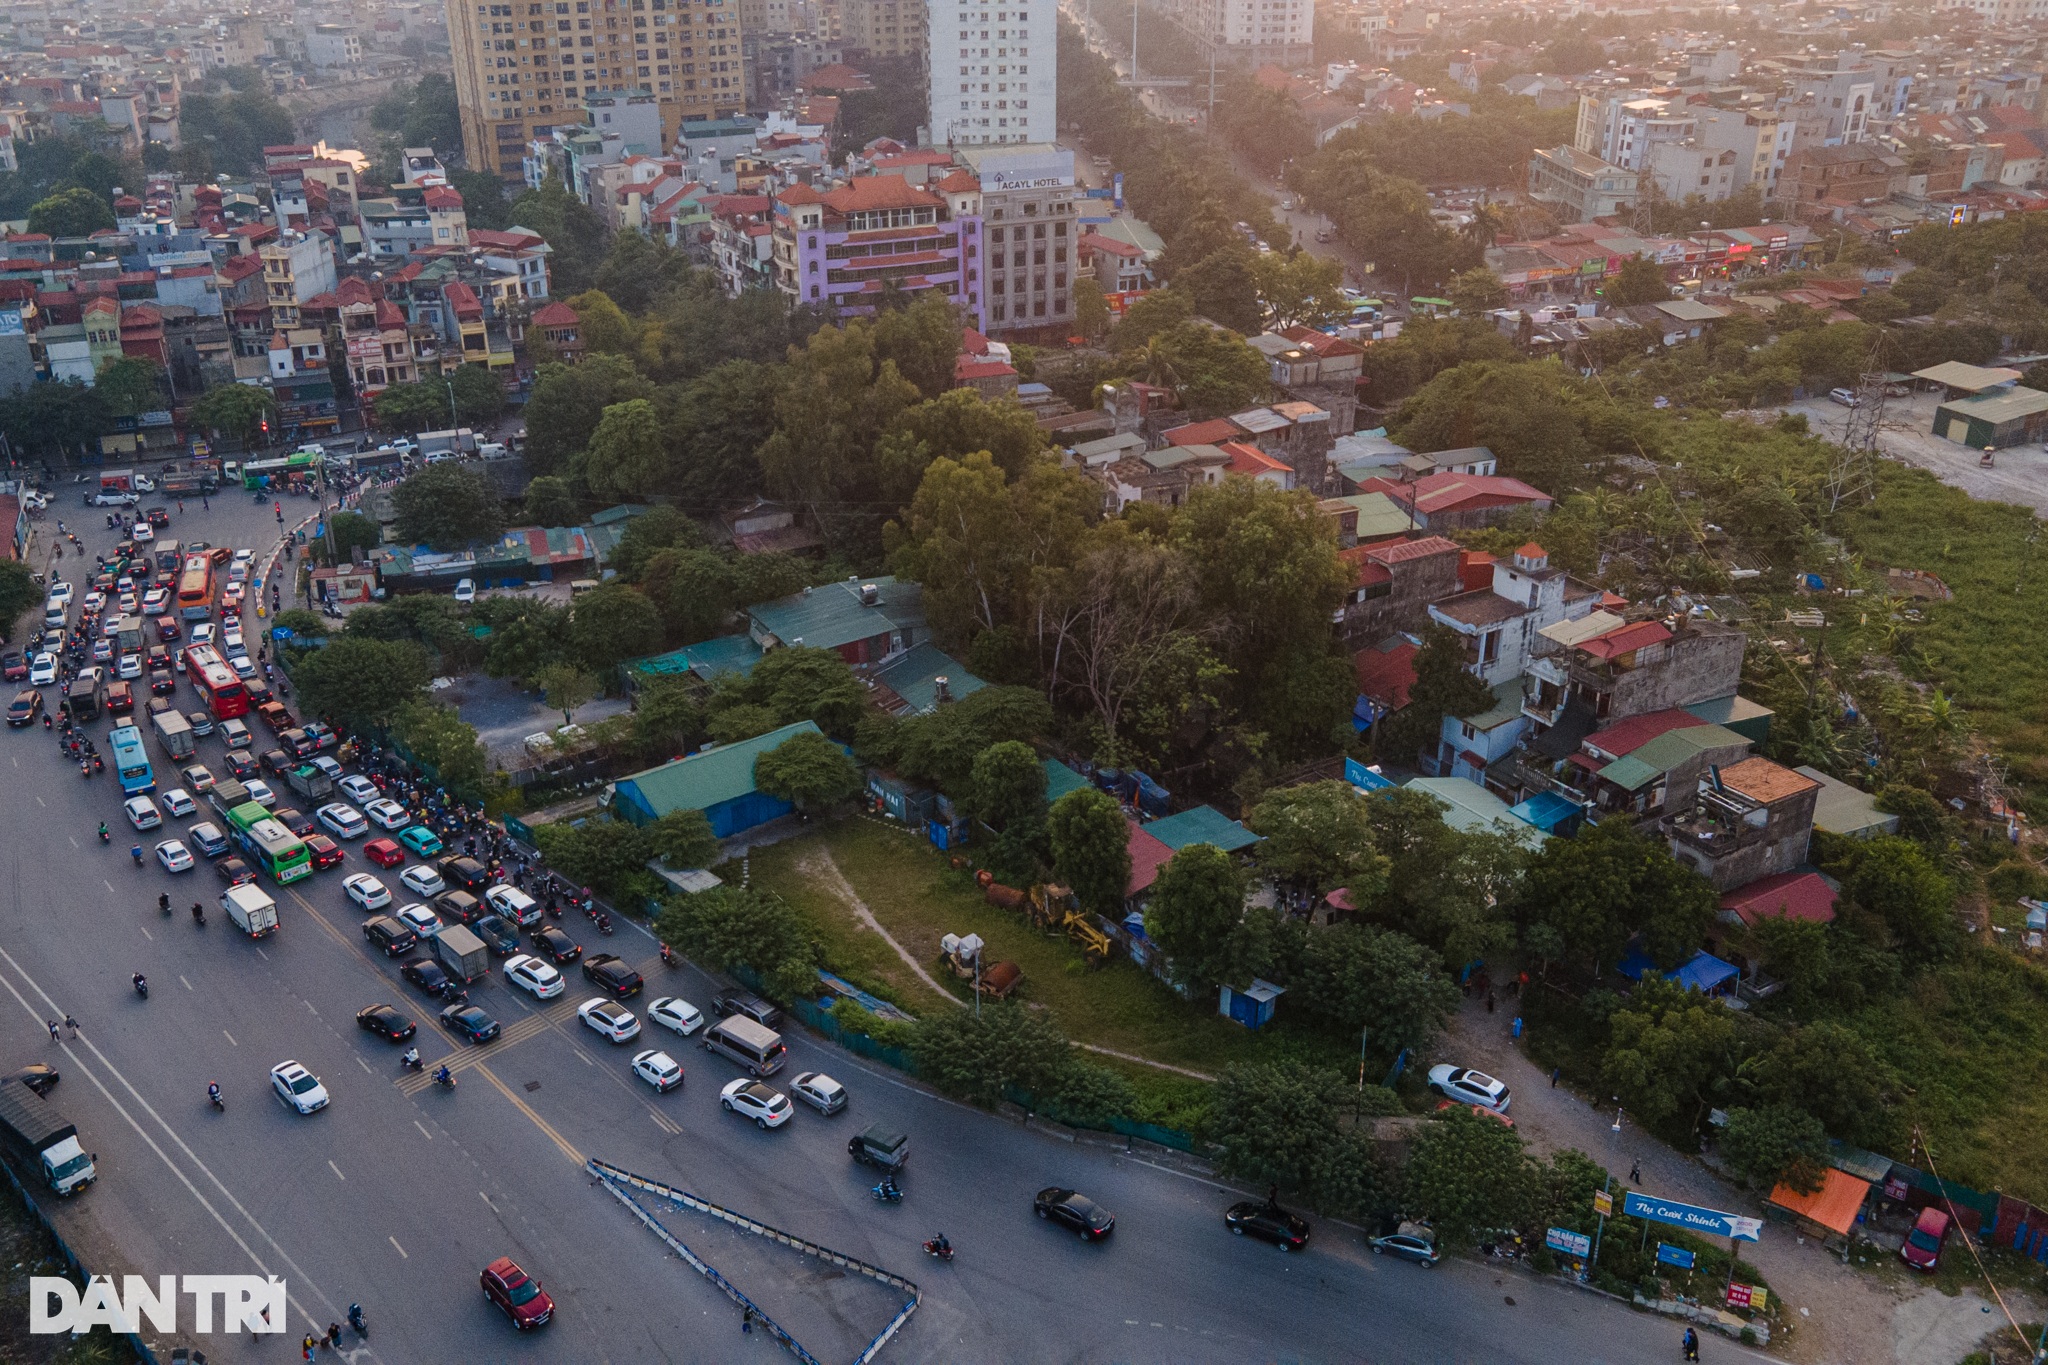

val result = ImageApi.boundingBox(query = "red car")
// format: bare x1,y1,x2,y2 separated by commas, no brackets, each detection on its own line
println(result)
156,616,181,643
363,838,404,868
481,1257,553,1330
303,833,344,870
1902,1207,1950,1271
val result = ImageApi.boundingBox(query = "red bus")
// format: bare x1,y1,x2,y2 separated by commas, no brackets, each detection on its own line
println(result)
182,643,248,719
176,554,215,620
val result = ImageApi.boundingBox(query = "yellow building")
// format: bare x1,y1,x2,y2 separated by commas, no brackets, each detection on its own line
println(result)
839,0,921,59
449,0,749,181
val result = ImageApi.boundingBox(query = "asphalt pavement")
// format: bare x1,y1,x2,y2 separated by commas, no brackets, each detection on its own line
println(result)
0,490,1745,1362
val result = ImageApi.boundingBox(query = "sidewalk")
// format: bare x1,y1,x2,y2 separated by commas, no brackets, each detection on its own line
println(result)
1439,996,2018,1365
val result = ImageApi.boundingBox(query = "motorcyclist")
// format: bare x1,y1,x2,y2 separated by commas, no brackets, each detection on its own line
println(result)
207,1082,222,1108
132,972,147,996
191,901,205,924
130,845,143,865
931,1233,950,1255
400,1047,421,1070
432,1064,453,1086
97,822,109,843
158,893,170,914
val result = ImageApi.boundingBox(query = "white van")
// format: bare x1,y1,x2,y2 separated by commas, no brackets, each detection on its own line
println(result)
703,1015,788,1077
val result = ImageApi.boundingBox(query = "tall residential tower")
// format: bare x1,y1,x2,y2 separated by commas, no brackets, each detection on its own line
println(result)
925,0,1054,148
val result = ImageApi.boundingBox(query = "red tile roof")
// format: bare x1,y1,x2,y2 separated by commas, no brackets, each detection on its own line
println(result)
530,299,579,327
1354,636,1419,709
934,169,980,193
954,356,1016,380
1163,418,1243,446
443,281,483,318
1577,620,1671,660
1359,471,1555,517
1722,870,1836,926
820,175,941,215
1584,708,1704,759
1220,439,1288,476
1126,820,1175,897
1368,534,1460,565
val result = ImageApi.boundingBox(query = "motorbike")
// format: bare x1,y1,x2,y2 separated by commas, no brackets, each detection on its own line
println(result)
130,846,143,866
921,1239,954,1262
97,826,110,844
159,894,171,917
208,1087,224,1112
400,1049,423,1072
659,944,678,969
872,1180,903,1204
348,1304,367,1339
432,1069,457,1090
132,975,149,1000
593,912,613,936
191,902,206,926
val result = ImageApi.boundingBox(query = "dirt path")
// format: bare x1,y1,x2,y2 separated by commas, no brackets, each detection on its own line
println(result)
1442,998,1938,1365
796,848,1217,1081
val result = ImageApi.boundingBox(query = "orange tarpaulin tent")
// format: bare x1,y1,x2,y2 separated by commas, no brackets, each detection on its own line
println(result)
1767,1167,1871,1237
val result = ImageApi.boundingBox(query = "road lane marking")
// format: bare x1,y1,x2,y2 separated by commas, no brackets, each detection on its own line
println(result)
180,975,192,991
328,1160,345,1182
356,1056,373,1074
481,1191,497,1212
67,835,75,848
415,1120,433,1140
388,1236,407,1259
305,1000,317,1015
104,880,114,893
474,1063,585,1166
139,926,152,940
223,1029,237,1046
254,946,268,960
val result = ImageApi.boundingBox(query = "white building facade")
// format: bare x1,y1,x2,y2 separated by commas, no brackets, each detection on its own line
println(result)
926,0,1056,147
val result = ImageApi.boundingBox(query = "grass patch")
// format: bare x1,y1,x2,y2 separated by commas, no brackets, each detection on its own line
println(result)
749,818,1354,1080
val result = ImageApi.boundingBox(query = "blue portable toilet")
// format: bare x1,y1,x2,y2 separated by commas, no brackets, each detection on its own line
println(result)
1218,979,1285,1030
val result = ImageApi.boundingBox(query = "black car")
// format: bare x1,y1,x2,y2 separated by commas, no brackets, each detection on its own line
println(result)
1225,1200,1310,1250
435,855,491,894
6,689,42,726
1034,1188,1115,1241
224,749,260,780
3,1064,59,1096
712,991,783,1029
259,747,293,778
304,832,344,870
147,669,177,696
440,1002,501,1044
216,857,257,887
532,925,582,965
280,728,316,759
472,913,521,955
583,953,643,1000
400,957,452,996
272,806,317,838
363,916,418,956
144,506,170,528
355,1003,417,1042
434,890,484,927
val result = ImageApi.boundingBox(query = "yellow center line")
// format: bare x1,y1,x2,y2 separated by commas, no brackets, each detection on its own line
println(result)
473,1062,586,1167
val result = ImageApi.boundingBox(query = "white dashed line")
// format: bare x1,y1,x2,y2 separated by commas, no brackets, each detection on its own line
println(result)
480,1191,497,1212
254,947,268,961
388,1236,407,1259
180,976,192,992
414,1120,433,1141
356,1057,373,1075
222,1030,237,1046
139,926,152,941
328,1161,345,1182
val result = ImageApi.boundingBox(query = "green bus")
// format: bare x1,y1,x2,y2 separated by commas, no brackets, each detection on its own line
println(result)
240,450,322,490
223,801,312,884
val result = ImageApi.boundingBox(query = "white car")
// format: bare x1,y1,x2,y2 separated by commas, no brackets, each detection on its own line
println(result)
130,520,152,541
647,996,704,1037
632,1049,684,1093
317,803,368,838
790,1071,847,1115
505,954,564,999
578,998,640,1043
719,1078,792,1129
46,581,72,607
483,884,539,926
396,902,443,938
232,547,255,565
400,865,445,897
28,653,57,686
116,593,138,615
124,795,162,830
243,778,277,808
309,756,345,781
81,590,105,614
116,653,142,680
154,839,194,873
1427,1065,1511,1114
222,625,246,655
87,490,135,507
343,873,391,910
365,798,410,831
228,655,257,681
454,578,476,604
269,1061,329,1114
190,623,215,647
142,586,169,615
159,787,196,818
227,562,250,585
338,775,379,804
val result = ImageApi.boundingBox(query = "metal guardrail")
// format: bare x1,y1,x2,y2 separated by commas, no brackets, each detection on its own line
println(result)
587,1158,920,1365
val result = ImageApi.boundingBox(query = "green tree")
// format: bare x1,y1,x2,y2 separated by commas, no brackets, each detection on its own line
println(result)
448,363,506,423
1600,976,1737,1136
756,320,920,546
372,381,451,432
1047,787,1131,914
707,703,781,745
1175,246,1264,334
563,288,637,357
711,645,866,737
1444,266,1509,318
520,475,579,527
450,170,512,231
1387,358,1619,495
1150,320,1270,416
391,700,489,799
752,730,860,813
609,504,702,580
506,173,609,294
1245,780,1386,896
1374,621,1497,763
1208,1062,1345,1191
1516,818,1717,974
1602,254,1671,307
1842,836,1954,962
1291,924,1460,1051
26,186,112,237
0,560,37,641
568,583,664,673
890,685,1053,791
292,637,431,731
648,808,721,871
391,463,506,551
581,397,666,501
1144,843,1248,997
1109,288,1195,351
179,70,295,175
1074,278,1111,339
632,674,705,758
870,292,963,400
534,662,598,725
92,356,163,417
533,817,656,900
909,1003,1079,1109
323,510,380,561
967,740,1048,831
189,382,276,448
669,358,783,502
1402,1109,1540,1247
269,609,329,641
521,355,653,477
1719,1105,1827,1193
1252,250,1349,330
1365,787,1524,968
656,885,823,999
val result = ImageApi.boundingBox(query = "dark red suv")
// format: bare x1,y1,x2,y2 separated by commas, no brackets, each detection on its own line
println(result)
481,1256,553,1329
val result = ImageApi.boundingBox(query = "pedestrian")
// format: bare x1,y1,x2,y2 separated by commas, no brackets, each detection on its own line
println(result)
1629,1159,1641,1184
201,495,209,511
64,1015,77,1038
325,1321,342,1348
1485,989,1496,1014
741,1307,754,1334
1550,1065,1560,1088
302,1333,316,1361
177,499,184,514
47,1020,59,1042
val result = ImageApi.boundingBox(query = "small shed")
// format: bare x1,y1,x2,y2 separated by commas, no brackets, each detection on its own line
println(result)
867,770,937,825
1795,766,1898,839
1219,978,1285,1030
1932,385,2048,449
1767,1167,1872,1247
609,721,825,838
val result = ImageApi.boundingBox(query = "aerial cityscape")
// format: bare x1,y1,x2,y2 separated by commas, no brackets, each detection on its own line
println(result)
0,0,2044,1359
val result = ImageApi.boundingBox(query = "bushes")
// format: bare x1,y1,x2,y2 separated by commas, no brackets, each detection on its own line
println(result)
908,1003,1134,1125
655,887,824,1003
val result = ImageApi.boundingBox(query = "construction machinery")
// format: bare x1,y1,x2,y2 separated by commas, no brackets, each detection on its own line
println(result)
939,933,1022,999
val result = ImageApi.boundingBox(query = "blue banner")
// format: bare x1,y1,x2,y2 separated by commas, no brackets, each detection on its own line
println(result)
1656,1242,1696,1269
1113,171,1124,208
1624,1192,1762,1242
1545,1227,1591,1257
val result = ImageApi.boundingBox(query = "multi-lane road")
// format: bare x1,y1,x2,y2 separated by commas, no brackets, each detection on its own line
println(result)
0,489,1733,1362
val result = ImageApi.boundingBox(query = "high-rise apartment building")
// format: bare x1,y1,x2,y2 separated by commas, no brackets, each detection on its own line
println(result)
926,0,1054,148
1142,0,1311,70
841,0,923,61
449,0,747,181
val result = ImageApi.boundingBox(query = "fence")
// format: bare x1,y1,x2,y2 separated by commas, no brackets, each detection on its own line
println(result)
0,1153,155,1364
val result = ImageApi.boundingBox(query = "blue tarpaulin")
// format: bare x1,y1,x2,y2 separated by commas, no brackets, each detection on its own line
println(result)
1617,948,1738,996
1509,789,1583,834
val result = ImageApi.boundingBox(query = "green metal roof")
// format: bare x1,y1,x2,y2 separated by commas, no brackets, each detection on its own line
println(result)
1404,777,1548,848
1936,385,2048,424
1795,765,1899,838
1598,723,1750,790
615,721,822,818
1145,805,1260,853
1461,679,1526,733
871,643,985,714
1327,491,1416,542
748,577,925,652
627,634,765,680
1043,759,1090,803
